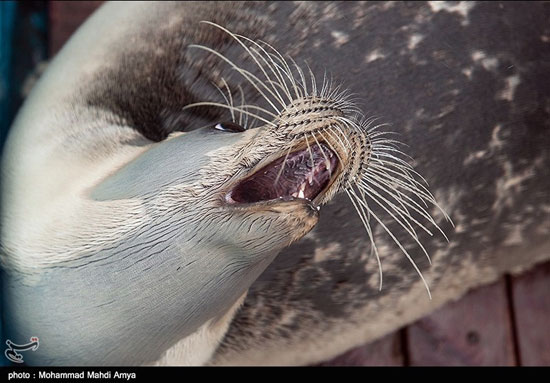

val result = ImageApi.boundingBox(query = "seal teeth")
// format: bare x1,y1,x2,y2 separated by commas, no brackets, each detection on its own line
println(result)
229,142,339,204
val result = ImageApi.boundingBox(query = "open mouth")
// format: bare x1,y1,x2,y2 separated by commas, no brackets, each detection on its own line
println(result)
227,142,340,206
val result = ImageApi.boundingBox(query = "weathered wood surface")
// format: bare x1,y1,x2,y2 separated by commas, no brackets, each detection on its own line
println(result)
318,333,404,366
406,279,517,366
511,262,550,366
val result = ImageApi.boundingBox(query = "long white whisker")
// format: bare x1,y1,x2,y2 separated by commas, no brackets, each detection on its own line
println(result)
367,164,438,210
318,129,345,166
199,21,288,109
310,132,332,177
259,39,301,100
248,45,292,104
182,102,277,126
345,188,383,290
221,78,236,122
274,136,299,186
357,182,432,265
305,135,315,168
211,80,233,122
237,84,246,127
353,188,433,299
361,175,449,242
187,44,282,114
359,179,424,239
289,56,308,97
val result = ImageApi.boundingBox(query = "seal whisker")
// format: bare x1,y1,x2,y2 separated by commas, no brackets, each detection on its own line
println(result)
248,45,293,104
357,115,384,132
322,127,352,153
372,145,417,163
182,102,277,126
370,154,431,189
362,171,438,224
263,80,296,107
349,185,432,299
221,78,236,123
198,22,288,109
317,129,345,166
234,33,294,99
368,161,446,221
264,56,301,101
357,182,433,265
358,179,424,240
368,163,438,209
288,56,308,97
310,132,332,177
264,52,301,100
273,136,298,186
189,23,450,299
360,176,447,241
212,81,235,123
364,167,451,240
345,188,383,290
304,135,315,168
187,44,282,114
258,39,302,99
367,161,424,194
320,69,330,99
237,84,246,128
332,122,355,150
366,122,393,134
304,62,318,97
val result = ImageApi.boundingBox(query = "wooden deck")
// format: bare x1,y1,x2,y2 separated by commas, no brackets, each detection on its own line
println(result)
2,1,548,366
321,264,550,366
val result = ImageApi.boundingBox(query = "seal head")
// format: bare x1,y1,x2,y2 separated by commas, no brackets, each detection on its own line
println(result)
1,4,448,365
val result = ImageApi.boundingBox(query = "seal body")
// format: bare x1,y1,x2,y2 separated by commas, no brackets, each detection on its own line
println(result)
210,1,550,365
1,1,549,366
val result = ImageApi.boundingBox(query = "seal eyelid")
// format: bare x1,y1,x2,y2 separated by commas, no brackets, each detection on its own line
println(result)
213,121,246,133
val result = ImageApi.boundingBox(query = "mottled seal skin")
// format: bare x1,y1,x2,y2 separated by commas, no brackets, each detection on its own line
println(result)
209,1,550,365
1,1,549,366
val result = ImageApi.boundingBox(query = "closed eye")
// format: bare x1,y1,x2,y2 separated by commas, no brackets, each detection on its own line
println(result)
213,121,246,133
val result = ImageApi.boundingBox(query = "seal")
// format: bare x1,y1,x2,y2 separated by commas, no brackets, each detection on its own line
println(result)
1,1,549,366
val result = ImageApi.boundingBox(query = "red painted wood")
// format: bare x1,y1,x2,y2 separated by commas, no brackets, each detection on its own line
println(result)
511,261,550,366
318,332,404,366
48,1,104,56
406,279,516,366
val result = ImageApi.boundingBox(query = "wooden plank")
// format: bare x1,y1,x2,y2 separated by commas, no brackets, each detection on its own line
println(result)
49,0,104,56
406,279,516,366
318,332,404,366
511,261,550,366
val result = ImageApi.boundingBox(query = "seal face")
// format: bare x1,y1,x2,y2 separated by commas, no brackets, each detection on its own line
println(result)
182,23,450,296
1,2,453,366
